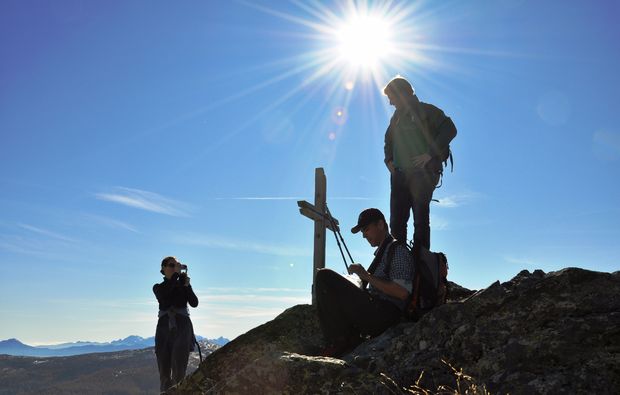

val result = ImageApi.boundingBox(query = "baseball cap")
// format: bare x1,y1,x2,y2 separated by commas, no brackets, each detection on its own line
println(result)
351,208,385,234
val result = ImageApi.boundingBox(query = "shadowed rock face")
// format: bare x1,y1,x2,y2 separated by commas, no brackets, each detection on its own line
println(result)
171,268,620,394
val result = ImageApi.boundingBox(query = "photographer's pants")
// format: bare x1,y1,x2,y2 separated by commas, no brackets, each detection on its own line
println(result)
390,168,439,256
315,269,401,349
155,314,193,392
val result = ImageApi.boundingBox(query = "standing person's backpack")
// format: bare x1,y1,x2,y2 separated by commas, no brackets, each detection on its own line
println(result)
406,246,449,320
386,242,449,320
413,101,457,186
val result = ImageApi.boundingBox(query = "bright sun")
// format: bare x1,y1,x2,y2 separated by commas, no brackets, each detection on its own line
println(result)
233,0,430,112
336,15,394,70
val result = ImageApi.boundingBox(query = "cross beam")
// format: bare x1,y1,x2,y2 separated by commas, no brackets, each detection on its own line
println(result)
297,168,340,305
297,200,339,232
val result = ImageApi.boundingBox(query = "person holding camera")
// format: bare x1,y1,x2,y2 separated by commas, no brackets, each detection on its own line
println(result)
153,256,199,393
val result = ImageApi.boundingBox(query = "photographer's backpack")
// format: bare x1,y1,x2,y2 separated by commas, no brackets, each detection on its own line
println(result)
386,241,449,320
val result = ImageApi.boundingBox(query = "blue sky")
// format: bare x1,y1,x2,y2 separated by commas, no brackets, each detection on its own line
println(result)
1,0,619,344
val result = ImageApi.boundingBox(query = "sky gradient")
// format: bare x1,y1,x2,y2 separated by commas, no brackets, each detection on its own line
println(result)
1,0,619,344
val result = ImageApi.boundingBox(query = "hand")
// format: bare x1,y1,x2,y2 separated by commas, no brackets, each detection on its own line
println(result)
412,153,431,168
348,263,369,281
184,276,191,287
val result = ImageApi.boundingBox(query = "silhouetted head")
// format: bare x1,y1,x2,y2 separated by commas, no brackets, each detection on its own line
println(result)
383,76,415,110
351,208,388,247
160,256,180,278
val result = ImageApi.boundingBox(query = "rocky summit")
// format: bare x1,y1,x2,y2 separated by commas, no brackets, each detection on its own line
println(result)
170,268,620,394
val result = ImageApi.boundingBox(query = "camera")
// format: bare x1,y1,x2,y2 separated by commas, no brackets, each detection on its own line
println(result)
177,264,188,285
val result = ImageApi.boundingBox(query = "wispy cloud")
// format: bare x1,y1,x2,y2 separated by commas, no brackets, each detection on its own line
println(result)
82,213,139,233
215,196,303,201
95,187,190,217
199,293,309,305
174,233,311,257
0,234,76,259
194,287,310,309
214,196,373,201
0,237,42,256
434,191,481,208
205,305,292,319
205,286,307,293
331,197,374,200
17,223,77,243
191,286,311,336
46,297,156,310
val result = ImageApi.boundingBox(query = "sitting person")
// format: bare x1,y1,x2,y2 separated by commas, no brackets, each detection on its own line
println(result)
315,208,413,357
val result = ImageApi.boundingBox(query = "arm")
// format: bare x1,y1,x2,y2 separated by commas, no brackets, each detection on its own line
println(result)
186,285,199,308
348,264,409,301
384,121,395,173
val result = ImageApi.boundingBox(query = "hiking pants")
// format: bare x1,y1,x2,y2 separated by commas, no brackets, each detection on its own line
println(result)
155,314,193,392
390,168,439,255
315,269,401,349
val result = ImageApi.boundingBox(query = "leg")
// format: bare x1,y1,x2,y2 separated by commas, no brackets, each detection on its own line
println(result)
409,171,439,257
390,169,412,243
170,317,192,386
155,323,173,392
353,296,401,337
315,269,365,347
315,269,401,348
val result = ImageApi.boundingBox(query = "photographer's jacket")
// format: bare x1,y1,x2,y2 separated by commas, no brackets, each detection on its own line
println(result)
153,273,198,311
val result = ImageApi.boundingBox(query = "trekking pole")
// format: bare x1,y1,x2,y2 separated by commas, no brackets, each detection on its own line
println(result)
331,226,349,271
325,205,355,269
325,207,349,271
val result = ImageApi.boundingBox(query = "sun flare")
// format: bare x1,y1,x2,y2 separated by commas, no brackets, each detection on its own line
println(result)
241,1,430,93
336,15,394,70
225,0,437,139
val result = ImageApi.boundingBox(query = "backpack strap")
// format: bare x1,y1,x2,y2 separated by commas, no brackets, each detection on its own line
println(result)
382,239,403,277
362,236,395,289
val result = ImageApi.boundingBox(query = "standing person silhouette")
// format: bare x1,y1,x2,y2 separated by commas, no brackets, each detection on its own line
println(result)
383,76,457,259
153,256,198,393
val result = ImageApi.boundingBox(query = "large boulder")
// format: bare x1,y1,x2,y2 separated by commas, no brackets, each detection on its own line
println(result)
171,268,620,394
346,268,620,394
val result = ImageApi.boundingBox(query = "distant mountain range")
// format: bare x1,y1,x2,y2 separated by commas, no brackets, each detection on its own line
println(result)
0,340,219,395
0,335,229,357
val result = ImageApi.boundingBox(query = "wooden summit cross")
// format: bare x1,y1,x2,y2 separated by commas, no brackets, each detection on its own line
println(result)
297,168,340,305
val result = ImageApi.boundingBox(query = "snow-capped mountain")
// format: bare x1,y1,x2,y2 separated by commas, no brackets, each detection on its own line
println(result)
0,335,229,357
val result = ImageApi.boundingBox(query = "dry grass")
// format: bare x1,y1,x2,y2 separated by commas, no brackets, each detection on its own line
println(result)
402,360,492,395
